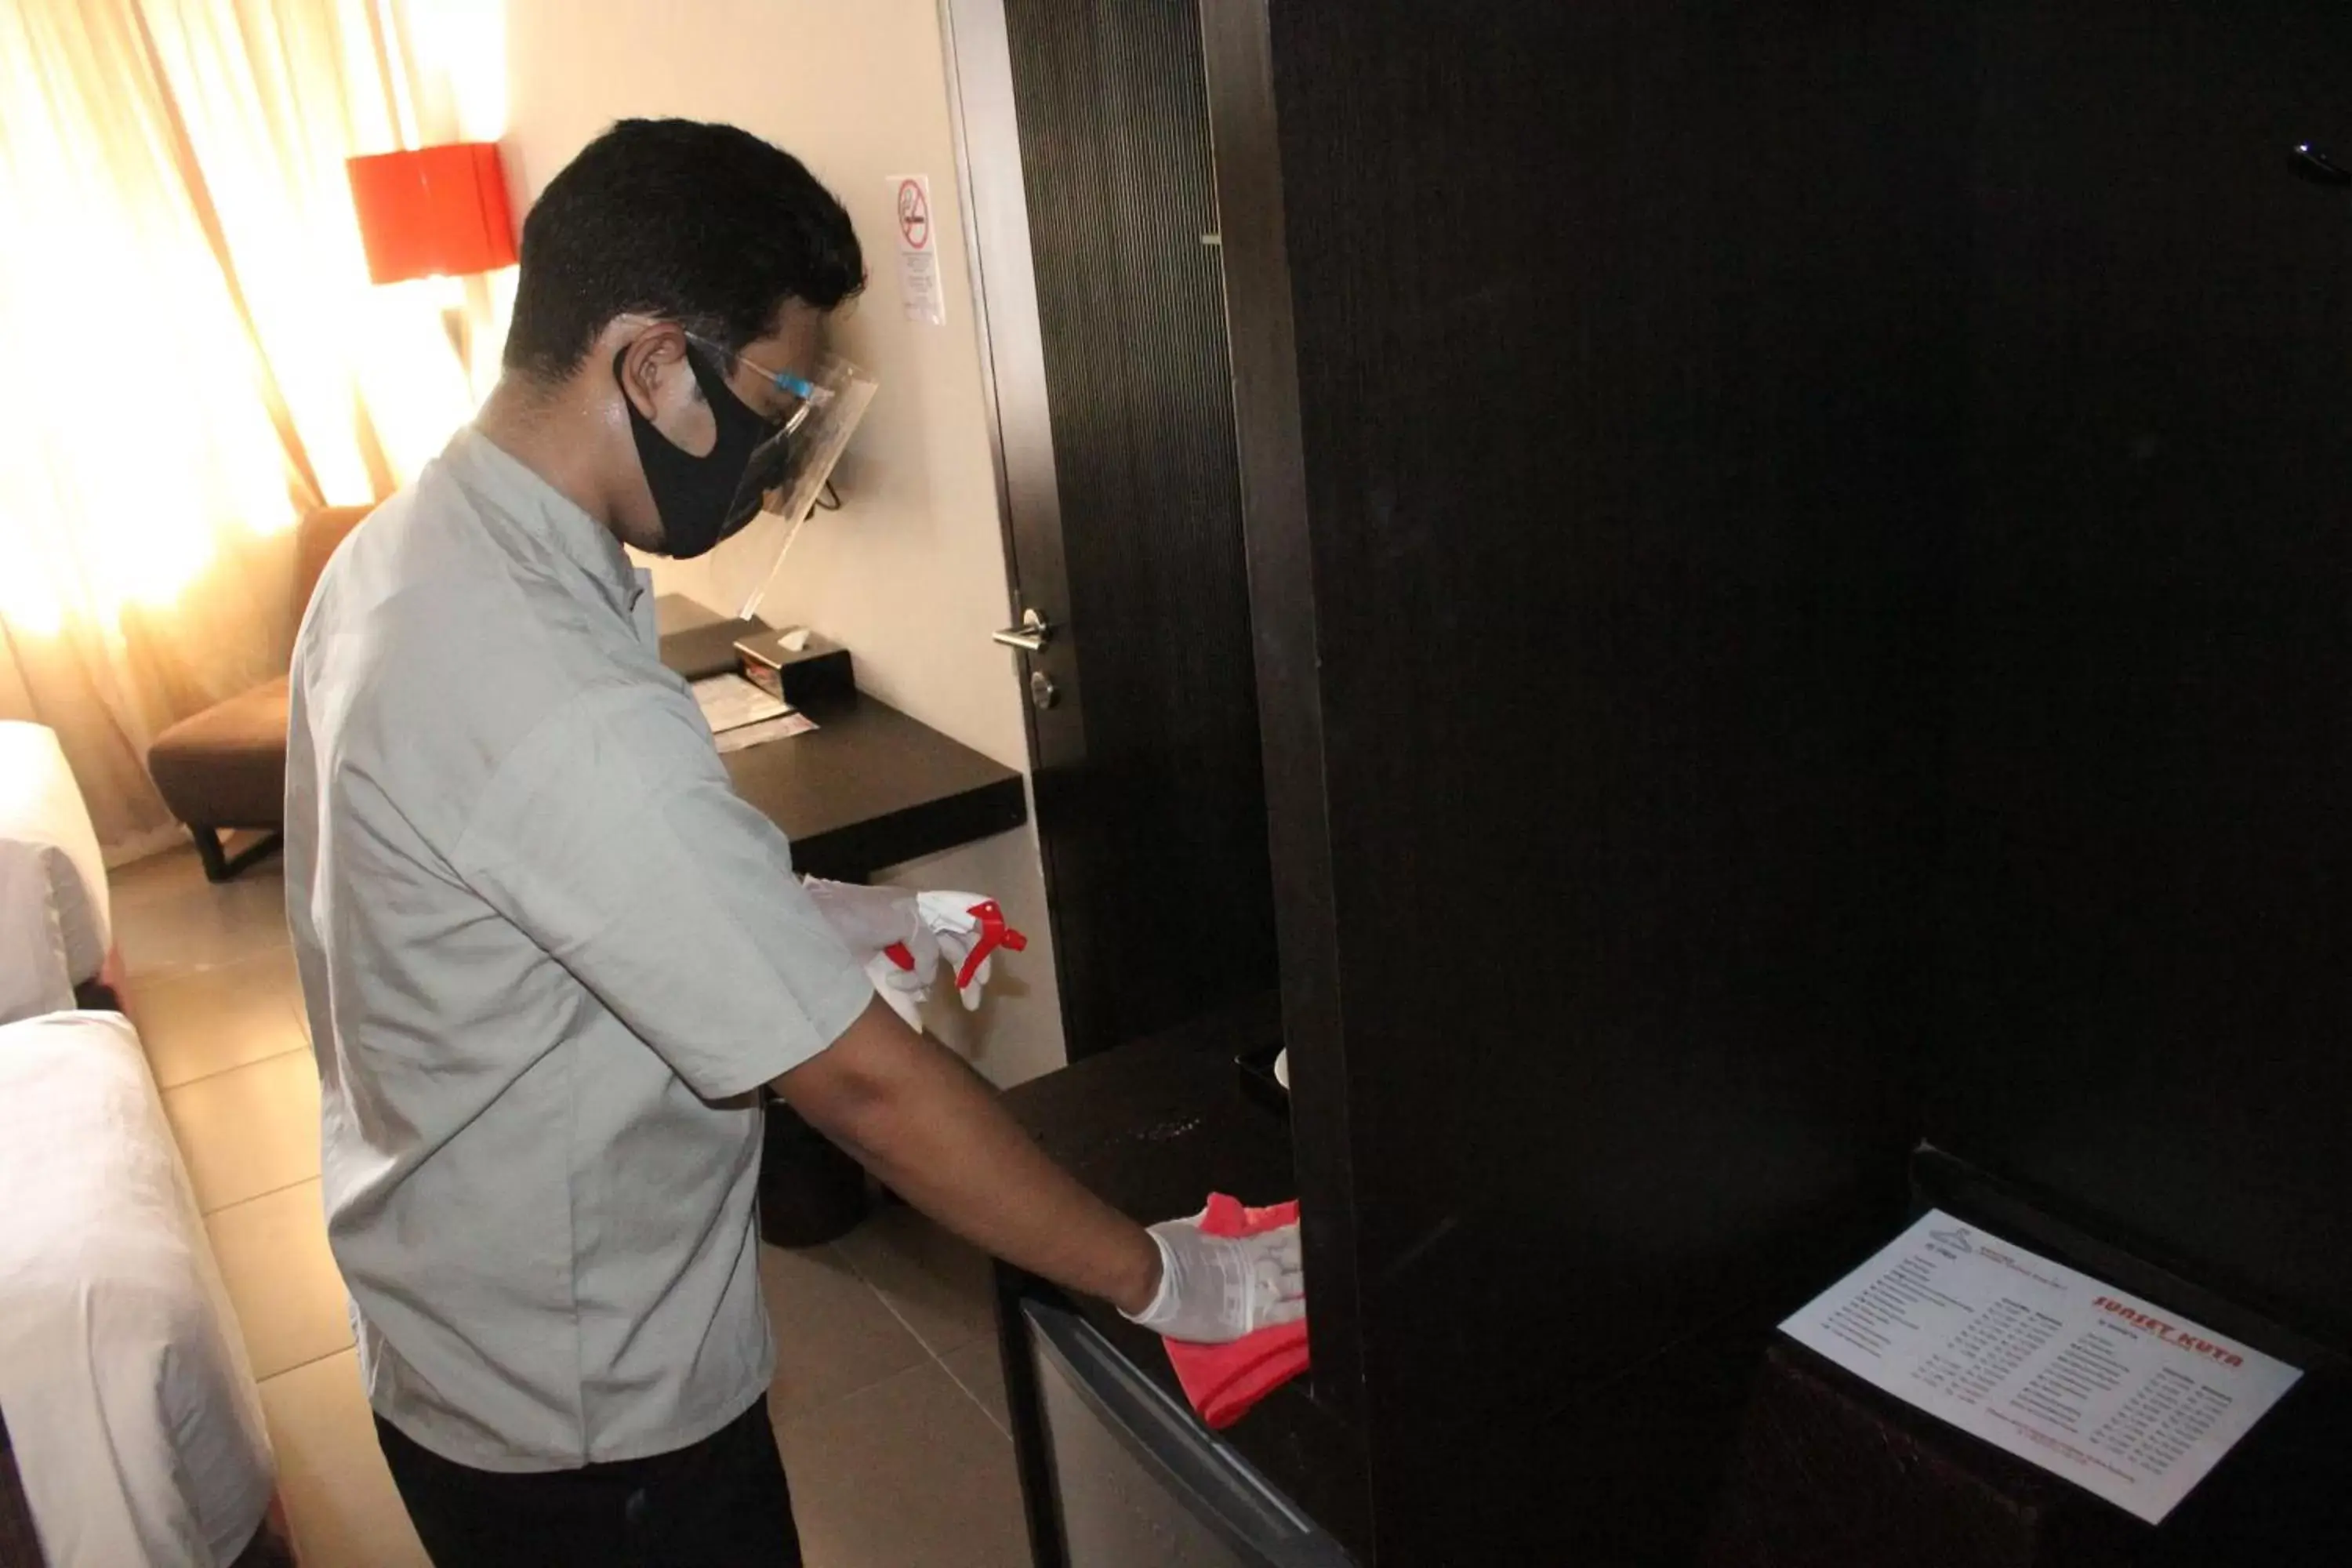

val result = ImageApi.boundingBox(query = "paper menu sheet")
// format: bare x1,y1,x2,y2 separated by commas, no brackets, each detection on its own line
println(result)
691,673,789,734
713,711,815,754
1780,1210,2299,1524
690,675,818,753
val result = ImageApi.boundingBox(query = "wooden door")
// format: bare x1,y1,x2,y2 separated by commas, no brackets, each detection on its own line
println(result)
952,0,1276,1058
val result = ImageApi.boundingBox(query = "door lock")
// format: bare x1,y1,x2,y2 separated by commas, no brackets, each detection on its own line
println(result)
1029,671,1059,711
992,608,1058,653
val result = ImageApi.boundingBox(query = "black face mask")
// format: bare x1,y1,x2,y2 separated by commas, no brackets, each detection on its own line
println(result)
616,343,792,559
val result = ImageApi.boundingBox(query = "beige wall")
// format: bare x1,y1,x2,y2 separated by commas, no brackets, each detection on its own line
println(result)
502,0,1066,1082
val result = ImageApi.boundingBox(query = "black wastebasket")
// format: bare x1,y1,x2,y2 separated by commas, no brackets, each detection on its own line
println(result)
757,1092,868,1247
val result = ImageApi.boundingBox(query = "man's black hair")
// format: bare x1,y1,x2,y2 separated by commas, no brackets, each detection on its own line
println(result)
502,118,864,380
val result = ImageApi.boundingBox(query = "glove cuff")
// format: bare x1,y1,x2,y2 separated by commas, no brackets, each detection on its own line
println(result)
1121,1229,1181,1331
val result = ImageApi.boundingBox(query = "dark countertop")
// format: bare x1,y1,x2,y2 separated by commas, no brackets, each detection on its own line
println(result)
663,594,1030,884
998,998,1374,1559
723,695,1027,881
657,597,1027,880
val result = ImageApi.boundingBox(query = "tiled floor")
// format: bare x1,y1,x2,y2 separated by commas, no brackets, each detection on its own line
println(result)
114,840,1029,1567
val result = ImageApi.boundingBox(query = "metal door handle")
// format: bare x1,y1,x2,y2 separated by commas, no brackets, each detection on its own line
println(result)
2291,143,2352,187
992,609,1057,653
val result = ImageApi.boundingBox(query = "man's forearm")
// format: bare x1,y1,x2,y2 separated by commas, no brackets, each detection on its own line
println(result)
773,998,1163,1315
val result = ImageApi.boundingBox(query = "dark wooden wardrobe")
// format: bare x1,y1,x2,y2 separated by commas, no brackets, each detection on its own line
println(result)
1185,0,2352,1561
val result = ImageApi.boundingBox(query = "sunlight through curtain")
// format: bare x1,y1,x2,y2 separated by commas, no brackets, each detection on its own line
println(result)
0,0,502,855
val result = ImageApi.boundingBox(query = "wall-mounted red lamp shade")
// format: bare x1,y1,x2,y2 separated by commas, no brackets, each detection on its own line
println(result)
346,143,517,284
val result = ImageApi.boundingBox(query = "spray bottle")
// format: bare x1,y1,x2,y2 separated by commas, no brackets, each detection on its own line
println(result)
870,893,1029,1029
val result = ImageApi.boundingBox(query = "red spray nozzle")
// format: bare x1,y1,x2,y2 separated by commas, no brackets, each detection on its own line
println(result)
956,899,1029,989
882,898,1029,989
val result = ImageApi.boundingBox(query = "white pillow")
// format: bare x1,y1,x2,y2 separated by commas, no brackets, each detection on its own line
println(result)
0,720,111,983
0,837,74,1022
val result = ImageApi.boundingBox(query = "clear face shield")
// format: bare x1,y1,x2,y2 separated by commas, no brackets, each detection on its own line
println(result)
684,334,879,617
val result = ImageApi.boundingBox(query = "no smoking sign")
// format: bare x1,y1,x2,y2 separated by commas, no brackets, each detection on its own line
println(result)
897,177,931,251
887,173,944,325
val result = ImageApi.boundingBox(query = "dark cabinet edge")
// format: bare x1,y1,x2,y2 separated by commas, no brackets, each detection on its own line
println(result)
1200,0,1368,1436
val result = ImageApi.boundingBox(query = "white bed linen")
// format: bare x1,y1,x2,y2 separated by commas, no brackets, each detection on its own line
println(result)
0,721,112,985
0,1012,274,1566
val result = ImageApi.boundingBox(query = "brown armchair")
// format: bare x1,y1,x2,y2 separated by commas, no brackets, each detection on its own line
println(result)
146,504,372,882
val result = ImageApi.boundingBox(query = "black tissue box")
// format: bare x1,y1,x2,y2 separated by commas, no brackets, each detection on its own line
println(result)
735,627,855,709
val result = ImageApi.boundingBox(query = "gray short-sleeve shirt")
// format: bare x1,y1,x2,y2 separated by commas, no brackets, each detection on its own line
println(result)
285,427,876,1472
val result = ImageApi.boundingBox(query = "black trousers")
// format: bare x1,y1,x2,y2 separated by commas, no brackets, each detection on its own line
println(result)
376,1395,801,1567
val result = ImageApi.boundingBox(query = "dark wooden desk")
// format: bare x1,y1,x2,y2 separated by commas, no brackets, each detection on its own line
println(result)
722,696,1027,881
718,695,1029,1236
659,605,1032,1242
656,601,1027,879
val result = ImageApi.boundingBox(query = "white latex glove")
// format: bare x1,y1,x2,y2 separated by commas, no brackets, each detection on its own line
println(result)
1123,1214,1306,1345
914,890,1020,1011
936,927,990,1010
800,878,938,1007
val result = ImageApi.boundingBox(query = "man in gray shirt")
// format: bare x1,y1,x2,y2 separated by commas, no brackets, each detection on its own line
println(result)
285,119,1301,1566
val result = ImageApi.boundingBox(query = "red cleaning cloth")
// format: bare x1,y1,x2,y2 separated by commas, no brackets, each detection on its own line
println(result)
1160,1195,1310,1430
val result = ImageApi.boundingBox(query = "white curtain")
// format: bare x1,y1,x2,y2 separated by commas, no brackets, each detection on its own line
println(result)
0,0,503,856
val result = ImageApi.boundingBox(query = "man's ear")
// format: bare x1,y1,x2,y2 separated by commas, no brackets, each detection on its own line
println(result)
614,324,690,422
